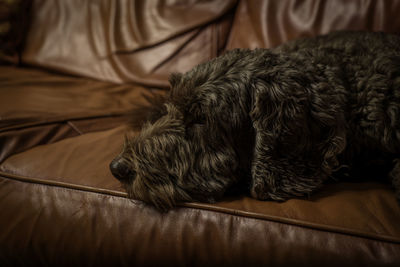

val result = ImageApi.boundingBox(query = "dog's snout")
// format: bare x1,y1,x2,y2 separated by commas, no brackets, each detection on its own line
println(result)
110,157,132,181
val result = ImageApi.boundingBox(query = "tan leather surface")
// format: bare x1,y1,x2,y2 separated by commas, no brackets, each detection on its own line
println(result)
1,126,124,191
227,0,400,49
0,65,151,163
0,66,150,129
2,0,400,265
22,0,236,87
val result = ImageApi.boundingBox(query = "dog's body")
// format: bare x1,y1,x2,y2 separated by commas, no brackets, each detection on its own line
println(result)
110,31,400,210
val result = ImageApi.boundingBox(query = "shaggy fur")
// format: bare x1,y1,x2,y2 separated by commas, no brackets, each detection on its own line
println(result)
110,31,400,210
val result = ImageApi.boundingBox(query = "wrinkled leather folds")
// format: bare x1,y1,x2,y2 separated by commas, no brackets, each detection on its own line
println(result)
0,65,152,163
22,0,236,87
227,0,400,49
1,0,400,265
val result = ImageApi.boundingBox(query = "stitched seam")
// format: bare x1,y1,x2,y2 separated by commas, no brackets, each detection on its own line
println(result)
1,170,399,244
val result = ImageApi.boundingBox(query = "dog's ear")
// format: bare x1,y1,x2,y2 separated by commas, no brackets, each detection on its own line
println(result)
250,68,347,199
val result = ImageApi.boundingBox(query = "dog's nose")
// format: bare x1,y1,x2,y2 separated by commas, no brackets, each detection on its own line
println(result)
110,157,131,181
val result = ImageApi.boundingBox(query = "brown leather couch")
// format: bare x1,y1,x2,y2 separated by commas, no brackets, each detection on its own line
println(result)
1,0,400,266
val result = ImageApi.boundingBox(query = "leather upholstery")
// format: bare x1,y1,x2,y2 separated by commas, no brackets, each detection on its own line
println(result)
22,0,236,87
227,0,400,49
1,0,399,265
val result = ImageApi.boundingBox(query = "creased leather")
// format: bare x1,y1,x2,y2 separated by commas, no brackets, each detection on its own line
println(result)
0,116,128,164
227,0,400,49
22,0,236,87
0,65,153,130
0,65,152,163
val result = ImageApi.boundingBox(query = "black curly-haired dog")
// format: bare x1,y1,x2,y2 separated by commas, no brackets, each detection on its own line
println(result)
110,31,400,210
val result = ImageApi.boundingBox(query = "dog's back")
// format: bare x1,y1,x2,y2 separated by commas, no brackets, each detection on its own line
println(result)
277,31,400,151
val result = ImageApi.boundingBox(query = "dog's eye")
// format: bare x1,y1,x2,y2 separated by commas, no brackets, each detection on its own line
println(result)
185,122,204,138
188,115,206,126
192,122,204,127
128,169,137,179
188,120,205,130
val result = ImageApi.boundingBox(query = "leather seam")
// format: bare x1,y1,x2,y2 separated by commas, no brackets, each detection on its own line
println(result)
1,170,399,244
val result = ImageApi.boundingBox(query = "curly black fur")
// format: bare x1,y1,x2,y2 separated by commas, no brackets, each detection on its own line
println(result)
110,31,400,210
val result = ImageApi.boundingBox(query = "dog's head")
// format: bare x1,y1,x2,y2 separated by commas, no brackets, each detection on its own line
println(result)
110,103,237,210
110,103,192,210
